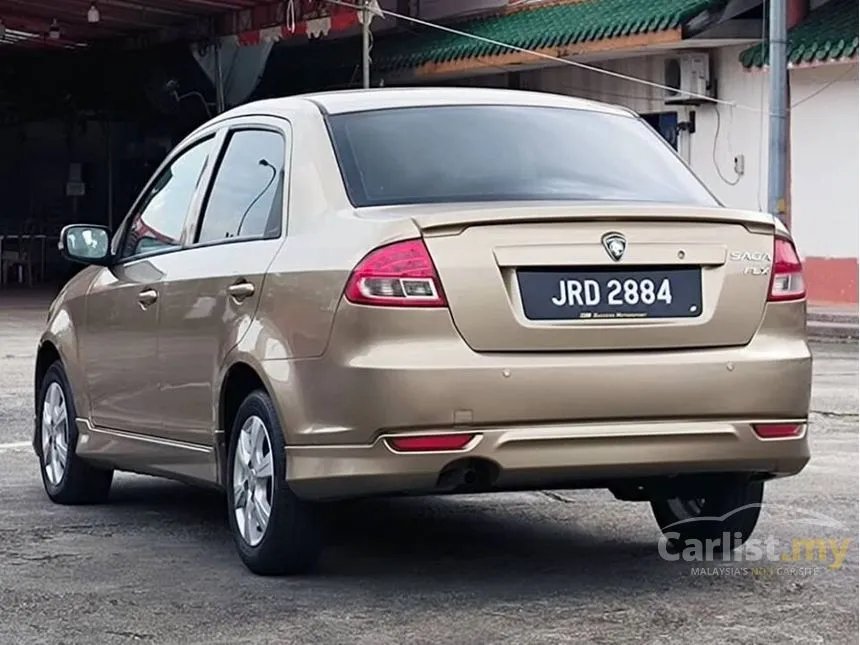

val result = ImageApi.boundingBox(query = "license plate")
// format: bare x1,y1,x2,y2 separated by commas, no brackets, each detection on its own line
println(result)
517,268,703,320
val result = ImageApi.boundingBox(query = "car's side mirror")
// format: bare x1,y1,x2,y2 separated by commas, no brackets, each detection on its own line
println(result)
59,224,113,266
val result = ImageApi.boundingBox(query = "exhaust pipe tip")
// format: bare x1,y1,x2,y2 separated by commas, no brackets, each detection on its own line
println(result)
436,457,499,492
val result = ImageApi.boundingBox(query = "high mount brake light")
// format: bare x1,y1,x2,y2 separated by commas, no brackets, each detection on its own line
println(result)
768,237,806,302
344,239,447,308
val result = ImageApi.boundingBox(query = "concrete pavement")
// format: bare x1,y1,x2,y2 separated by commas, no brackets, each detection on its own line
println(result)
0,302,858,645
808,306,859,341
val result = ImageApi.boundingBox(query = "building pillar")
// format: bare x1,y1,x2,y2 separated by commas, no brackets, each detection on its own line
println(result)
783,0,808,228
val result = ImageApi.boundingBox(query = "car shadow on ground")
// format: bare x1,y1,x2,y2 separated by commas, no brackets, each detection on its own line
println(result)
104,476,699,593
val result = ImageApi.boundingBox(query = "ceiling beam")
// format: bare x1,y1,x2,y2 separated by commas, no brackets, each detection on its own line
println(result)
0,1,360,52
123,1,360,48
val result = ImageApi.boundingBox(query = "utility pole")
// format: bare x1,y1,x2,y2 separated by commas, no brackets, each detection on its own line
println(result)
766,0,788,221
361,0,371,88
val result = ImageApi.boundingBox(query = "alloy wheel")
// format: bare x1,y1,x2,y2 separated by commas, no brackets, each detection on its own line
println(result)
232,415,275,547
41,382,70,486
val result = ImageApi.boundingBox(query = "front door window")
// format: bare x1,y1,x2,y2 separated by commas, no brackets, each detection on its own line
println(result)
120,137,215,260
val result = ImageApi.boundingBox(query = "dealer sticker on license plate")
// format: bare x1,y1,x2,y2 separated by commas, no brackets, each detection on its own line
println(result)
517,268,703,320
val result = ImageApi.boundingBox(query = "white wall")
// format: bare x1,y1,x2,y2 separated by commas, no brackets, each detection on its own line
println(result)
789,64,859,259
687,46,770,214
521,55,671,114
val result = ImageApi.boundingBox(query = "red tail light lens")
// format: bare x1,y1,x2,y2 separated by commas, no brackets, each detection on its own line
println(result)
345,239,447,307
753,423,805,439
386,433,476,452
768,237,806,302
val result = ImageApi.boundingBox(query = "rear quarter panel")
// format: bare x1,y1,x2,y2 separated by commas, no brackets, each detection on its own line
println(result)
233,103,424,363
223,103,426,440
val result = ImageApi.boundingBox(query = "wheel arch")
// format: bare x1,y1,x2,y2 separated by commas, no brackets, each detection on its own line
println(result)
216,356,287,485
34,330,89,422
220,363,270,439
34,340,62,413
33,327,88,459
35,284,92,423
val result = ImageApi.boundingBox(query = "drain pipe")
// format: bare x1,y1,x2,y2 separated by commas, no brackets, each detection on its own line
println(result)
766,0,788,222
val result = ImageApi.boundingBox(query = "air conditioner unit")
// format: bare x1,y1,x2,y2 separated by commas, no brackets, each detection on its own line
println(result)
664,53,713,105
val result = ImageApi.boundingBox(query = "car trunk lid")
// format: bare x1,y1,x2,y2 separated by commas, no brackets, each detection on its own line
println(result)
370,202,776,352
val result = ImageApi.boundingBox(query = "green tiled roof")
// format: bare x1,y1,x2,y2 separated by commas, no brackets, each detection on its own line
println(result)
373,0,726,73
740,0,858,68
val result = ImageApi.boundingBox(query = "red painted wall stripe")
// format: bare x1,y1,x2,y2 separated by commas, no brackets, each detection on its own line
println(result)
232,11,358,47
803,257,859,305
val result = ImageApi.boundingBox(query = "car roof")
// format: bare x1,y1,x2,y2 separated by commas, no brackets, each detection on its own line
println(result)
299,87,631,116
217,87,633,120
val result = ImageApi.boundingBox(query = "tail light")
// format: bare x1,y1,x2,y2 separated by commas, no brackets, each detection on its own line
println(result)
768,237,806,302
345,239,447,307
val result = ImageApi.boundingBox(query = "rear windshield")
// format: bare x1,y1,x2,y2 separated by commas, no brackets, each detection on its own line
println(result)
326,105,719,208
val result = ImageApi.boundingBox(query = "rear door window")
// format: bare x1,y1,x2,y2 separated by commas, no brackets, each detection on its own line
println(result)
195,129,286,245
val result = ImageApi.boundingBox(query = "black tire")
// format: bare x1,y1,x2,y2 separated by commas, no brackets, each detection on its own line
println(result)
37,361,113,505
226,389,322,576
651,476,764,552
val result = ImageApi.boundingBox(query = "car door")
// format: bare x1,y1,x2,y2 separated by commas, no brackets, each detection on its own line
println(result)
154,120,290,445
80,135,217,436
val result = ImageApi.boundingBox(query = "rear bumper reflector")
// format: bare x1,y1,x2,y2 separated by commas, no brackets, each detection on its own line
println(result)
386,433,476,452
752,423,805,439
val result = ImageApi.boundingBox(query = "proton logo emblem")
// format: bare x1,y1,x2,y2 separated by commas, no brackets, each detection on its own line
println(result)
601,232,627,262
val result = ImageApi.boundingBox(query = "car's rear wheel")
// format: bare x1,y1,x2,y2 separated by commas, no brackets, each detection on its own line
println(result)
226,389,322,576
37,361,113,504
651,476,764,551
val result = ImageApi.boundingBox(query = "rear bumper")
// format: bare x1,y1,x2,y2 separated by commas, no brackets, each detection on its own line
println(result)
287,419,810,500
260,301,813,500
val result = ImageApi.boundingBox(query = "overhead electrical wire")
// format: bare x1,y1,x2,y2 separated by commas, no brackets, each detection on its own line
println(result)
325,0,858,117
326,0,765,113
325,0,856,205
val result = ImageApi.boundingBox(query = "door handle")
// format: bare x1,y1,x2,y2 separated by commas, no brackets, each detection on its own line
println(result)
138,289,158,308
227,281,255,301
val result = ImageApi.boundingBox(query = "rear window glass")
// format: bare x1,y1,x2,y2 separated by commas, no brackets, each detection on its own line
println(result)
326,105,718,208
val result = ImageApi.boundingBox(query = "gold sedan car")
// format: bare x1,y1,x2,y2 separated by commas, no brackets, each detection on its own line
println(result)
35,88,812,575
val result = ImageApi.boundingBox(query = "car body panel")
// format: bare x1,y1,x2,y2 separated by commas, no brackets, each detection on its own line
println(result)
155,239,283,444
358,200,776,230
37,266,99,418
79,260,165,435
299,86,633,116
286,419,810,501
74,418,220,486
35,87,813,502
245,213,423,360
418,206,774,352
272,302,811,500
258,300,810,447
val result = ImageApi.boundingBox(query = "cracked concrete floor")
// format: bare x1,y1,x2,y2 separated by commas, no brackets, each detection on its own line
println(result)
0,303,857,645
